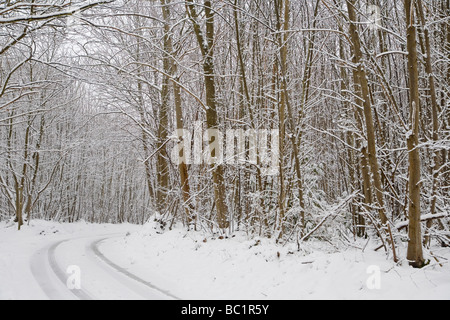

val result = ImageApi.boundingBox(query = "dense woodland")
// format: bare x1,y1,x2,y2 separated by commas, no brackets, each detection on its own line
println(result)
0,0,449,267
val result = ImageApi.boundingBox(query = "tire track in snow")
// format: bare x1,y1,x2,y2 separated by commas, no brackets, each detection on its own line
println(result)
47,240,93,300
31,234,179,300
90,238,180,300
30,239,93,300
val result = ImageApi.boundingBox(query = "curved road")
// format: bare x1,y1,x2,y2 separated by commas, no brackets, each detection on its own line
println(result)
30,234,179,300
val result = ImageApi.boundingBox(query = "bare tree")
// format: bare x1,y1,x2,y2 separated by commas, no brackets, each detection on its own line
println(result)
404,0,425,268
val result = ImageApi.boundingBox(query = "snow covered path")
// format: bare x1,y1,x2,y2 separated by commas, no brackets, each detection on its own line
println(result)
29,234,178,300
0,221,179,300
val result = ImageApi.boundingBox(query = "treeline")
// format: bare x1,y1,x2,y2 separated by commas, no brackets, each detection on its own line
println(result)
0,0,448,267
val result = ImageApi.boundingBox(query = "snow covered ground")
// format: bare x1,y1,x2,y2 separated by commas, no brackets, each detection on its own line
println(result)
1,219,449,300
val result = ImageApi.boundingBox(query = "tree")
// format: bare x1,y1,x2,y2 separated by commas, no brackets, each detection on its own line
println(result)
404,0,425,268
186,0,229,230
345,0,397,261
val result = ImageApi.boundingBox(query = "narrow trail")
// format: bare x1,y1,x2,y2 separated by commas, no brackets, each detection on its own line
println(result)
30,234,179,300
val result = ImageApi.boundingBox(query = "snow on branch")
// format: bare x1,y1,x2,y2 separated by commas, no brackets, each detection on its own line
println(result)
395,212,450,231
0,1,112,25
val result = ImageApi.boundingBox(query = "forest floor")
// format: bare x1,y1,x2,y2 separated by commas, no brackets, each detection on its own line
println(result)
1,219,449,300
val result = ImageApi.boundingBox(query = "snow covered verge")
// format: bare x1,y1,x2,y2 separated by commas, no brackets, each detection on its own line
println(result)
99,220,450,300
1,219,449,300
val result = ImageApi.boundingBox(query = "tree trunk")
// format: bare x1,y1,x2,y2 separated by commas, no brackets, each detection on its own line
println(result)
346,0,387,225
161,0,194,226
415,0,442,246
274,0,289,238
338,22,366,237
347,0,397,261
404,0,425,268
156,46,170,214
186,0,229,230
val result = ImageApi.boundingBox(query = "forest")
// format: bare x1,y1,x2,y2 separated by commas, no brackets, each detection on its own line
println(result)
0,0,449,269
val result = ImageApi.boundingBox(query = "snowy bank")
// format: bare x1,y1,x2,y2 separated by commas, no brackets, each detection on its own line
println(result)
99,221,450,300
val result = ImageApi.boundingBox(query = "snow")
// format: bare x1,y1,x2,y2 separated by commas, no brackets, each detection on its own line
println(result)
0,220,140,300
99,220,450,300
395,213,449,230
1,219,449,300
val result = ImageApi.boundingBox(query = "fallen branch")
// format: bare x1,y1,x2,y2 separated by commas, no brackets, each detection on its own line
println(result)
300,211,334,242
300,193,356,242
395,212,449,231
